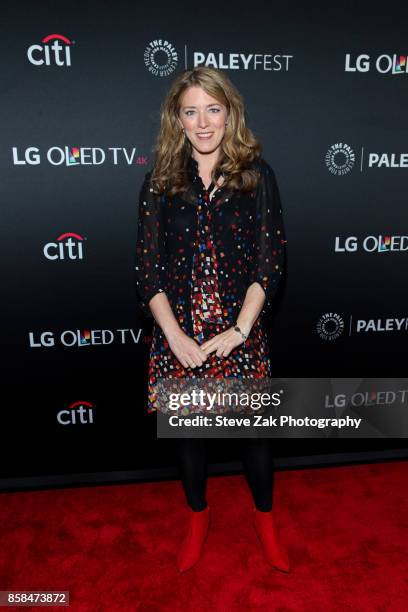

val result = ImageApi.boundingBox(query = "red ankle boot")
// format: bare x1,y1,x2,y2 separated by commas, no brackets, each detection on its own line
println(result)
177,505,210,572
253,507,290,572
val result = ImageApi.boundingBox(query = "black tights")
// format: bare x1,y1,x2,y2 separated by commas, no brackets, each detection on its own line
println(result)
176,438,274,512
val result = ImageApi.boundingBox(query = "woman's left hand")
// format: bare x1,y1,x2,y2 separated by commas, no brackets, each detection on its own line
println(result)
200,327,244,358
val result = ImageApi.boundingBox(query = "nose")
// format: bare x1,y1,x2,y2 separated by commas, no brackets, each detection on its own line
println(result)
197,110,209,129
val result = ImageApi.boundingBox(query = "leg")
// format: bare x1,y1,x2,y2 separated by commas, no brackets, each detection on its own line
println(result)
241,438,289,572
242,437,274,512
175,437,208,511
175,437,210,571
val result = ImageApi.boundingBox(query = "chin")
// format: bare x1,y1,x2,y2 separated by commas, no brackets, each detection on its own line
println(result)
193,138,222,154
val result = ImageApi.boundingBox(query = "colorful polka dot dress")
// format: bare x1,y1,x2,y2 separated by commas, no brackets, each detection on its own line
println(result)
136,155,286,414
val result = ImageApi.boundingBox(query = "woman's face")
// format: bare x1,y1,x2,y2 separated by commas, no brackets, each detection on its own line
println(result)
177,85,228,157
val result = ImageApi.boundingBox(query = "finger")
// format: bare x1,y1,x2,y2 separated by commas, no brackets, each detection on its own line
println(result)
216,345,225,357
191,352,204,366
200,341,214,352
201,335,221,350
203,345,218,355
202,339,222,352
190,358,203,368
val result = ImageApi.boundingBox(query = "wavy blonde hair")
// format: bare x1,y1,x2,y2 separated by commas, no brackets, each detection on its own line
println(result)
149,66,262,196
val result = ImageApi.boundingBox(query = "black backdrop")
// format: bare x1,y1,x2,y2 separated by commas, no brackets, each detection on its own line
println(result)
1,1,407,485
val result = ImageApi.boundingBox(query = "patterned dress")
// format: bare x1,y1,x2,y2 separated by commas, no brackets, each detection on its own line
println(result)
136,155,286,414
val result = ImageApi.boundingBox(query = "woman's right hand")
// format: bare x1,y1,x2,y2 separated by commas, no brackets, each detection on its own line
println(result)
165,329,208,369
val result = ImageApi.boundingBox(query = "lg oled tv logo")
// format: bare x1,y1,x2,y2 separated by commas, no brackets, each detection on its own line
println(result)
57,401,94,426
12,147,147,166
345,53,408,75
28,328,144,348
44,233,85,261
334,235,408,253
12,145,149,166
27,34,74,66
325,389,408,408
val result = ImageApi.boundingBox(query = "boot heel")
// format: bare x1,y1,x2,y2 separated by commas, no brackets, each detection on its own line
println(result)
253,507,290,573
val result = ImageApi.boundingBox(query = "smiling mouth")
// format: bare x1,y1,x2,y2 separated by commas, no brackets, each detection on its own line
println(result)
196,133,213,139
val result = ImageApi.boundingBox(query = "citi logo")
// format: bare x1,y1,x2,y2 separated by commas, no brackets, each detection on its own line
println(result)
57,401,94,426
345,53,408,74
27,33,73,66
43,232,85,261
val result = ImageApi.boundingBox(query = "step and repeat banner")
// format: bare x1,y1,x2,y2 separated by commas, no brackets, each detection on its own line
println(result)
1,1,407,481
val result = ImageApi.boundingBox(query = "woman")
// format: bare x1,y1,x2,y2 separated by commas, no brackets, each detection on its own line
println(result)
135,66,289,573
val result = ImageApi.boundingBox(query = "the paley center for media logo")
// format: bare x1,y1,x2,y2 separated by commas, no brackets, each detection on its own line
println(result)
144,38,294,75
144,39,178,76
325,143,408,175
317,313,408,340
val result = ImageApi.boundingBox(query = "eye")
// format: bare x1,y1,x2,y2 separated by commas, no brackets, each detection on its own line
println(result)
209,107,220,113
185,110,195,116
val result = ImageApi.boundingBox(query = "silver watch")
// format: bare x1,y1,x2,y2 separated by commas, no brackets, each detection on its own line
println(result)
234,325,248,342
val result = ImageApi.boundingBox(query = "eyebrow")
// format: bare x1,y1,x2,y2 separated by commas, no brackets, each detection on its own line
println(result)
182,103,221,109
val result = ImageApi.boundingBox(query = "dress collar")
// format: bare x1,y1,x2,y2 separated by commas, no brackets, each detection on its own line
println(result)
186,154,224,197
181,155,236,207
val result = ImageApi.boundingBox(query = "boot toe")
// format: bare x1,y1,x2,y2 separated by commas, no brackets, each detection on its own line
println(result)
253,507,290,573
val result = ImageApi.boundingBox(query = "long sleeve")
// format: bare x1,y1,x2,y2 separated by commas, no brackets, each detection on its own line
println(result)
135,172,168,318
248,159,286,317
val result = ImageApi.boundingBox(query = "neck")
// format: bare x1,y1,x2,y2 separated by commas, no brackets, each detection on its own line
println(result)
191,148,221,175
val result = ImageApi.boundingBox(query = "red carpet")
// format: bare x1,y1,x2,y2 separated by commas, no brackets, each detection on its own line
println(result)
0,460,407,611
